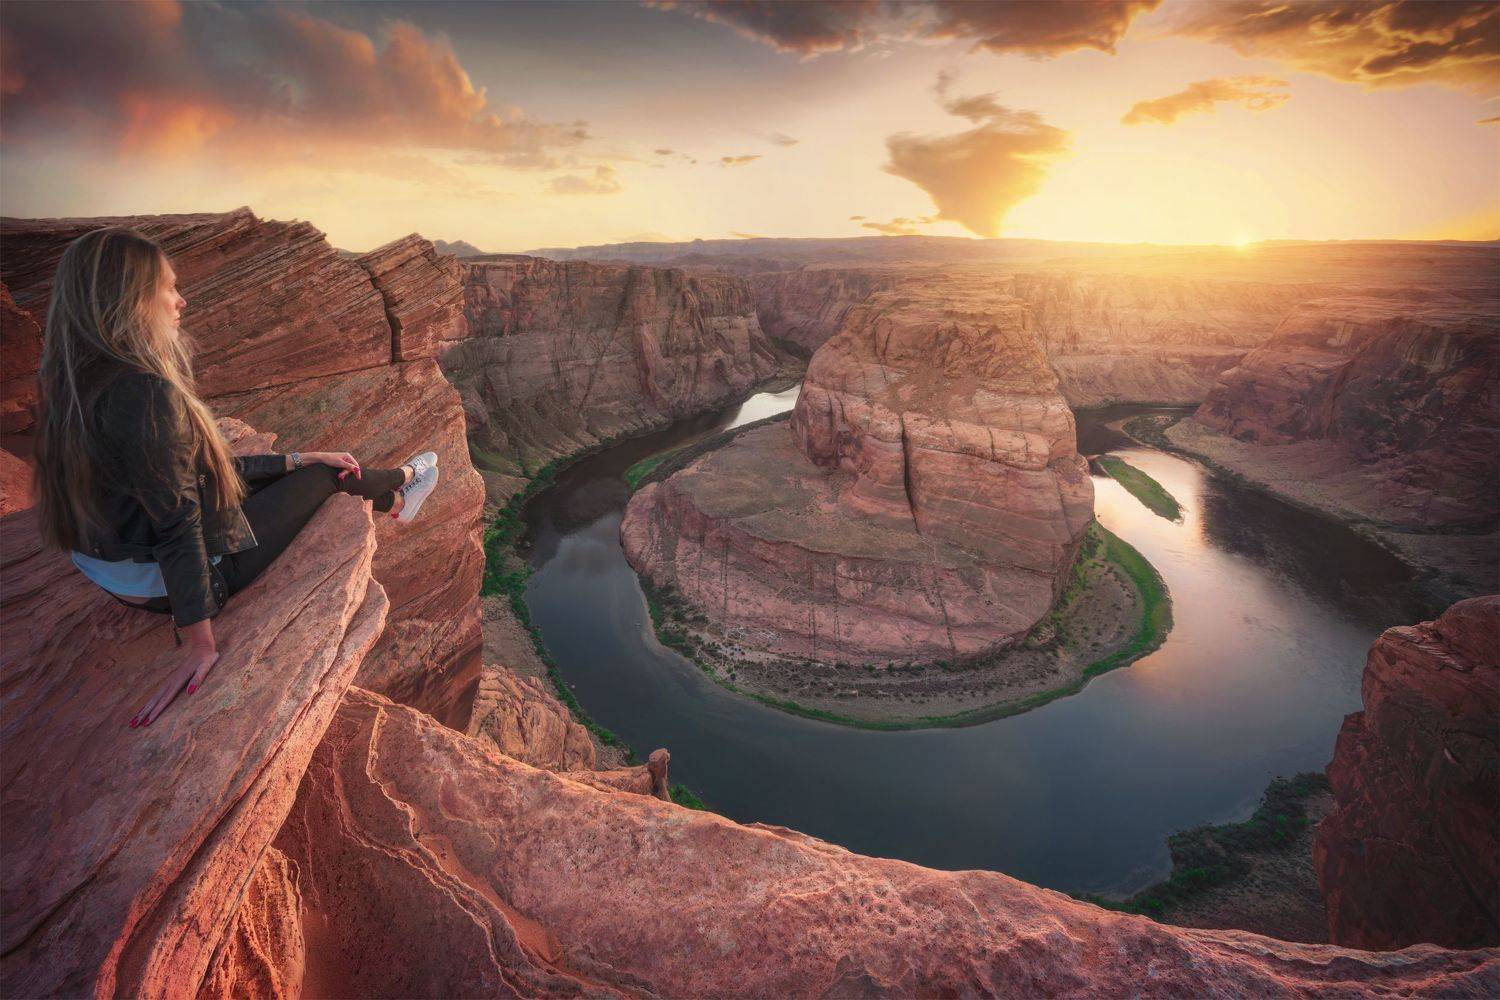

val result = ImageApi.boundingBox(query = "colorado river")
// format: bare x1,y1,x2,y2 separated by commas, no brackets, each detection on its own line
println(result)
520,391,1431,897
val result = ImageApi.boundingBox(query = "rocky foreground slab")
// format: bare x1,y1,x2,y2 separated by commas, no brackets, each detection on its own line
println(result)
208,687,1499,999
0,495,387,997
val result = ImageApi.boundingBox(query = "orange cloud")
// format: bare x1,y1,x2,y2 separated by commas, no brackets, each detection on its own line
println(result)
1169,1,1500,93
546,165,623,195
884,85,1069,237
650,0,1157,58
0,1,588,164
719,154,761,166
1123,75,1290,126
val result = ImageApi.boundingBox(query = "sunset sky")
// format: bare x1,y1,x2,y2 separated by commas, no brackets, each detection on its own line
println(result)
2,0,1497,252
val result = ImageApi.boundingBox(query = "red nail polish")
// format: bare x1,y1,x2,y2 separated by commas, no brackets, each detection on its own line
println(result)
188,684,197,694
144,718,152,727
130,719,138,728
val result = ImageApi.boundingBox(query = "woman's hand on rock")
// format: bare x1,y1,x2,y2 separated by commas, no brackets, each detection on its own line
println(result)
306,451,361,480
130,637,220,728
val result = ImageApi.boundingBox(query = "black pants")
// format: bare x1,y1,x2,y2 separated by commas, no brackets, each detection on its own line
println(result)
118,463,404,619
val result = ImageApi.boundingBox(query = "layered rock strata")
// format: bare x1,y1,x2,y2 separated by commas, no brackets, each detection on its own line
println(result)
442,254,783,501
254,687,1499,998
747,266,1325,408
623,284,1093,664
0,493,387,997
1003,271,1332,408
214,359,485,707
0,209,390,399
356,232,468,361
465,667,598,771
0,211,485,710
1315,595,1499,951
1187,296,1499,529
748,267,909,356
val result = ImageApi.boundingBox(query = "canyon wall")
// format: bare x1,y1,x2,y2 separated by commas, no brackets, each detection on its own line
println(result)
749,267,909,356
442,254,784,502
623,281,1093,664
747,265,1329,409
0,210,486,708
1188,295,1498,529
1315,595,1499,951
1002,270,1332,408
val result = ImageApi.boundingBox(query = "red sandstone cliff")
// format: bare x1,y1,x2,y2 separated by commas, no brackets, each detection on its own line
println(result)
0,210,485,710
0,211,1495,997
1315,595,1499,951
1188,296,1499,530
742,242,1498,413
747,265,1327,409
1003,270,1332,408
623,281,1093,664
749,267,908,356
0,491,388,997
444,254,784,503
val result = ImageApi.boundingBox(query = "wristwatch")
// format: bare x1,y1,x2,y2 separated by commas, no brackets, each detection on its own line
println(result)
291,451,303,470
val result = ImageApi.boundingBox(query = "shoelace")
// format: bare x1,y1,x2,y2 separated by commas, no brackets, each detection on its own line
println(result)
400,466,431,496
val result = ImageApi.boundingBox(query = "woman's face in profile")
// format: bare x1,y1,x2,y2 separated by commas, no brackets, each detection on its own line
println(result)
154,258,187,334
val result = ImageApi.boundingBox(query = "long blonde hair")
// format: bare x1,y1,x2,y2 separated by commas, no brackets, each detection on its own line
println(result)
35,227,245,550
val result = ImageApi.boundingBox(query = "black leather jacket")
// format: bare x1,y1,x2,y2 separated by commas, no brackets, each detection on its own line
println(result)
79,368,287,626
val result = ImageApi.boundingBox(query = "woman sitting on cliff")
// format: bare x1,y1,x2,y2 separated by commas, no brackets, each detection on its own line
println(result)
33,227,440,728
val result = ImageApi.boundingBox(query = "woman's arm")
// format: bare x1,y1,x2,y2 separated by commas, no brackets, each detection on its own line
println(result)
107,374,223,726
234,453,291,482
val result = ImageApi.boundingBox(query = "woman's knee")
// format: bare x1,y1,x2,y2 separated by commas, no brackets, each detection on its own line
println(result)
292,462,341,496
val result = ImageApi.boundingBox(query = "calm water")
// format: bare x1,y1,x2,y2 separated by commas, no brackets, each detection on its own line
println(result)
522,394,1431,897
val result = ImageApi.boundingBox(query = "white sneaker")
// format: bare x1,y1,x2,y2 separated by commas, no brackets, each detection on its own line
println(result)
395,463,438,523
401,450,438,481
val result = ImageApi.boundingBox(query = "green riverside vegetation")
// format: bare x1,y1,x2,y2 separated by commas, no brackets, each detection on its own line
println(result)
1097,454,1184,521
641,520,1173,730
623,449,679,491
1079,772,1331,921
480,455,705,810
